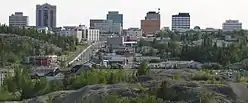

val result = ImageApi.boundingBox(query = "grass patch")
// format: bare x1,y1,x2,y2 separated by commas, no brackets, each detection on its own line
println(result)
204,83,227,87
191,71,222,81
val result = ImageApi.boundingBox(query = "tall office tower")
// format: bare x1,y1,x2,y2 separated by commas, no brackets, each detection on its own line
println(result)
141,11,161,36
172,13,190,31
9,12,28,27
107,11,123,27
36,3,56,29
222,20,242,32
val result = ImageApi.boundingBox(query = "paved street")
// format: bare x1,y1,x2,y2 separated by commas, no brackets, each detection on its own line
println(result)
61,41,106,71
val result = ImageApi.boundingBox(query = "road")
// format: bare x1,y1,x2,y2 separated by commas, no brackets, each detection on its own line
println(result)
228,82,248,102
62,41,106,70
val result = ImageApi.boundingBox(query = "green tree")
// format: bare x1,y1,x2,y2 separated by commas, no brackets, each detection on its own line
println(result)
137,61,149,76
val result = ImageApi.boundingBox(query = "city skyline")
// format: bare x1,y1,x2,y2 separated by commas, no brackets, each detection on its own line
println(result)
0,0,248,29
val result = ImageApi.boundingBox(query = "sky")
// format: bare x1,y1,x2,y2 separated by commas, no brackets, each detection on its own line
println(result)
1,0,248,29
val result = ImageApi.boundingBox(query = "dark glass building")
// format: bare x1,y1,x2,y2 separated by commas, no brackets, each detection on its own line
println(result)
107,11,123,27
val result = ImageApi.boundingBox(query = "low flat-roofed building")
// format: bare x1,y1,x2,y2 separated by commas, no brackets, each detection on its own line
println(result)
107,36,124,48
103,53,133,66
0,69,14,85
24,55,58,66
135,56,161,62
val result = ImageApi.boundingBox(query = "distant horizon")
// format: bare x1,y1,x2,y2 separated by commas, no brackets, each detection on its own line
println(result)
1,0,248,29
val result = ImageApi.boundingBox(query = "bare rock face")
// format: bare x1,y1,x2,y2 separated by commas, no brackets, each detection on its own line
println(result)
58,83,143,103
23,91,73,103
23,83,143,103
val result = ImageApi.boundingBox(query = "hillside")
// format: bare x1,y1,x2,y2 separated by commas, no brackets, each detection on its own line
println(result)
0,25,82,67
0,34,62,67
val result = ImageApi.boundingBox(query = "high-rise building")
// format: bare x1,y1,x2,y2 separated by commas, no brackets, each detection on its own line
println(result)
107,11,123,27
222,20,242,32
145,11,160,20
9,12,28,27
172,13,190,31
141,11,160,36
36,3,56,29
90,19,105,29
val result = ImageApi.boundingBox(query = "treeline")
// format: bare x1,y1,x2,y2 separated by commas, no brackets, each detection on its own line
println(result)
181,35,248,66
0,62,150,101
0,25,78,51
138,32,248,66
0,69,136,101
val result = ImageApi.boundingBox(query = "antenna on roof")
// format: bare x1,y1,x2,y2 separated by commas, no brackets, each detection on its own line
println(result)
158,8,160,14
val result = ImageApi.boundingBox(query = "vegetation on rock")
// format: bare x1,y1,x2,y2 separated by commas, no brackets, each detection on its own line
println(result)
0,69,136,101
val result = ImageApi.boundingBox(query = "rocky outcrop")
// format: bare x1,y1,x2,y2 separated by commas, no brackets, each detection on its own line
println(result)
23,83,144,103
20,69,248,103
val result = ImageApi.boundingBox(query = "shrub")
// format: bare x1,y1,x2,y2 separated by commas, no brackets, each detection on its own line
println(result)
191,71,221,81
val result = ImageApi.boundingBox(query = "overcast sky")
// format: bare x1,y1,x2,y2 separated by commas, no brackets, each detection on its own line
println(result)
0,0,248,29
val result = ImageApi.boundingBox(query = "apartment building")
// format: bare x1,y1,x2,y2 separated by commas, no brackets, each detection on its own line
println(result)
222,20,242,32
172,13,190,31
9,12,28,27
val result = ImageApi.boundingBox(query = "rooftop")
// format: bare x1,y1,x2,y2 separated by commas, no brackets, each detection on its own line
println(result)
10,12,24,16
108,11,120,14
172,13,190,17
29,55,58,58
147,11,159,14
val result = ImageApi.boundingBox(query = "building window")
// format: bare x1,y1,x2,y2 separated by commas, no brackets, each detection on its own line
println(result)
38,10,42,26
50,10,54,27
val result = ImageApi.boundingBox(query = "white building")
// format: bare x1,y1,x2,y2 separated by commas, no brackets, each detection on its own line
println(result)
56,26,82,43
56,25,99,43
58,26,78,36
81,28,100,43
36,27,54,34
77,25,99,43
59,28,82,43
123,28,142,41
222,20,242,32
172,13,190,31
9,12,28,27
93,20,122,34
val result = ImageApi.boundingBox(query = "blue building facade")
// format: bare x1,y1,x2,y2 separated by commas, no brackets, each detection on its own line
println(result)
107,11,123,27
